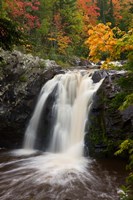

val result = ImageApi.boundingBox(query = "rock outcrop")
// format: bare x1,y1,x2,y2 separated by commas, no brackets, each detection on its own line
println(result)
0,49,63,149
0,49,133,157
86,70,133,157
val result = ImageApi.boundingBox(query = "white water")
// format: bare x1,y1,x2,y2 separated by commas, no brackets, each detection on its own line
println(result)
19,70,104,187
24,70,103,157
21,70,104,186
0,71,124,200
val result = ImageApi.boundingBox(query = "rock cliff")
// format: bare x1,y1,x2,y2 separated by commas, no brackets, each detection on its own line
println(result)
0,49,63,148
86,70,133,157
0,49,132,156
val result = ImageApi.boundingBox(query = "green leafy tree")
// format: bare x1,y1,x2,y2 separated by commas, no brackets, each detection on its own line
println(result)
0,18,25,50
97,0,108,24
34,0,84,57
106,0,115,26
115,140,133,200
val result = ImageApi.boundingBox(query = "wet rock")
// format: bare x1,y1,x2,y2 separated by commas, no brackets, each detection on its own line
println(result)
68,56,81,66
87,71,133,158
44,59,59,69
79,59,92,66
0,49,63,149
92,70,108,83
0,49,132,156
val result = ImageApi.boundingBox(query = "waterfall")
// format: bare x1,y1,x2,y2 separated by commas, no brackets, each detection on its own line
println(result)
23,70,103,157
1,71,122,200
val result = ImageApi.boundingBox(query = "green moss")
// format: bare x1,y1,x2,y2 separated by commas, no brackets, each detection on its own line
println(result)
19,75,27,82
110,92,127,110
87,88,128,157
39,62,46,69
0,59,7,68
118,73,133,92
119,93,133,110
56,60,70,68
109,72,133,111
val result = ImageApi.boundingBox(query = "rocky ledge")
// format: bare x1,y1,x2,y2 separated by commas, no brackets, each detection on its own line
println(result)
86,70,133,157
0,49,63,149
0,49,132,156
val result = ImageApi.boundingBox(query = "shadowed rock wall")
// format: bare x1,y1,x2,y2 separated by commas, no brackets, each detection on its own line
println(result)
85,71,133,157
0,49,133,155
0,49,63,149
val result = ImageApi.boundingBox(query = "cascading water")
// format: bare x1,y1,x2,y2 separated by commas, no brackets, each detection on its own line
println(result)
24,71,103,157
0,70,125,200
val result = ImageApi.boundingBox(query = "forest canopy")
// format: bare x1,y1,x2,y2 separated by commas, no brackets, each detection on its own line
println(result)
0,0,132,60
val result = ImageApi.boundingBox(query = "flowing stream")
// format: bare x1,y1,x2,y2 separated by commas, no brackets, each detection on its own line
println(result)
0,70,126,200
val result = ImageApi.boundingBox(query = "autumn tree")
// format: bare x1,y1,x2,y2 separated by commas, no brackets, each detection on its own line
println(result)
77,0,100,25
96,0,133,29
53,0,85,55
85,23,117,62
85,23,133,64
1,0,132,60
35,0,85,57
4,0,40,30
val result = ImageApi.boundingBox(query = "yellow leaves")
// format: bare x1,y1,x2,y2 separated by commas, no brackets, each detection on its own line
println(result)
88,29,93,35
85,23,133,65
122,45,133,51
57,32,71,55
48,37,56,41
100,59,114,70
107,40,116,46
85,23,117,63
47,31,71,55
106,22,112,26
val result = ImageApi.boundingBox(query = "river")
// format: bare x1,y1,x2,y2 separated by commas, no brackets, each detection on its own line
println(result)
0,149,127,200
0,70,127,200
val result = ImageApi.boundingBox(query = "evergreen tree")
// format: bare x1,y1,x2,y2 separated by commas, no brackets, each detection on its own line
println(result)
106,0,115,26
97,0,108,23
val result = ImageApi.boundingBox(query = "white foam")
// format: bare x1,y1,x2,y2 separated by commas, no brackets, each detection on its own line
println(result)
11,149,38,156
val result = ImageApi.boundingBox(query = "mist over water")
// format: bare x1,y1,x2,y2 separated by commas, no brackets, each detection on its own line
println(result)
0,70,125,200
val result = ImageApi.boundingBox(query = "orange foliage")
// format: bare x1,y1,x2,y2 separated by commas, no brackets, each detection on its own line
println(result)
57,32,71,54
112,0,123,22
54,13,62,31
4,0,40,30
85,22,133,69
48,31,71,55
111,0,133,25
85,23,117,61
77,0,99,25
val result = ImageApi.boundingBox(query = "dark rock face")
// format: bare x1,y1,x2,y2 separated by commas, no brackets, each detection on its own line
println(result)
0,49,63,149
34,85,58,151
68,56,101,69
0,49,133,157
86,71,133,157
